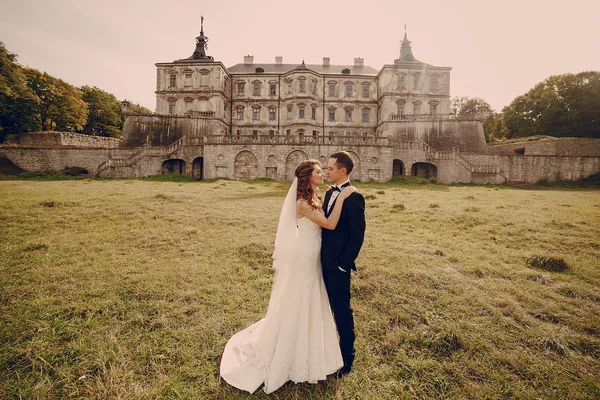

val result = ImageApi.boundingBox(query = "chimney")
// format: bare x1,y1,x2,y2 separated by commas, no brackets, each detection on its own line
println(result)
354,57,364,67
244,55,254,65
275,56,283,65
322,57,330,66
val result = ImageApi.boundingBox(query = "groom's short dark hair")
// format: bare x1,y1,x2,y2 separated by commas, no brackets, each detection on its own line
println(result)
330,151,354,174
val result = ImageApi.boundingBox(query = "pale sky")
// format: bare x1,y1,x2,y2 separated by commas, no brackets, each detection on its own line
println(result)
1,0,598,112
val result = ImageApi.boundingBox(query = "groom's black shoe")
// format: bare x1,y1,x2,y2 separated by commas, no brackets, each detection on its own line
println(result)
334,365,352,379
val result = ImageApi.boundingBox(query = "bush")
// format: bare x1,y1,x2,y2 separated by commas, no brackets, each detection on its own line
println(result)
391,203,406,212
527,256,569,272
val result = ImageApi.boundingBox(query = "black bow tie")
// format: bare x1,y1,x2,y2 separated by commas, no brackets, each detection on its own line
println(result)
332,183,350,192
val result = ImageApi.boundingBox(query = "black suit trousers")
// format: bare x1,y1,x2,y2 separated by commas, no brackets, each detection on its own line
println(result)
322,266,355,361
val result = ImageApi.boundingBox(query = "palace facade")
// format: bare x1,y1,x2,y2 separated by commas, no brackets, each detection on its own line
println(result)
2,19,598,183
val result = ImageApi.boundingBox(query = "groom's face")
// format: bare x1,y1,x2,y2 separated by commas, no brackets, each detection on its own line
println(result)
326,158,345,184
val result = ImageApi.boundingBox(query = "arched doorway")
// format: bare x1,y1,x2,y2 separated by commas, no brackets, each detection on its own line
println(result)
233,151,258,180
162,159,186,175
346,151,361,181
411,162,437,179
192,157,204,180
393,159,405,177
285,150,309,181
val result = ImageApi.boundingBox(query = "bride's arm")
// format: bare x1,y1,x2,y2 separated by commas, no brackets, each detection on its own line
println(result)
297,187,356,230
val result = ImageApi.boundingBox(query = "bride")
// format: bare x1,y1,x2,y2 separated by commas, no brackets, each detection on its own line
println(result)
220,159,356,394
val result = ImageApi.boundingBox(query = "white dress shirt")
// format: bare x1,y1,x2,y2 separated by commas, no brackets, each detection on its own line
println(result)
327,179,350,214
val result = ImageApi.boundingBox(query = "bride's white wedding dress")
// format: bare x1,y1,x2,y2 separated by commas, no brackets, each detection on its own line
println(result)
220,215,343,394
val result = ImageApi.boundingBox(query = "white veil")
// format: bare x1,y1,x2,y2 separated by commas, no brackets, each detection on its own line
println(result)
265,178,298,320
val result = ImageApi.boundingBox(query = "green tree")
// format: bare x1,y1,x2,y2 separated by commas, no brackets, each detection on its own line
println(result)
81,86,123,137
450,96,494,116
483,113,509,142
24,68,88,131
0,42,40,139
128,102,152,115
502,71,600,138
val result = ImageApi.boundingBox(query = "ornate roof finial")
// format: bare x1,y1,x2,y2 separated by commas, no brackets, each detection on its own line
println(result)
395,26,419,63
201,15,204,35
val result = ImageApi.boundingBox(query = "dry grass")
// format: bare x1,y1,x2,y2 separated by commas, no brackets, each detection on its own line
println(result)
1,179,599,399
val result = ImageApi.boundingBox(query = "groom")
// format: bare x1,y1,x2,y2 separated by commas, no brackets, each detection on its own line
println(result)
321,151,366,377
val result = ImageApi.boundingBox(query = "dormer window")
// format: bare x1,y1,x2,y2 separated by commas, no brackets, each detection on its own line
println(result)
342,68,351,74
255,67,264,73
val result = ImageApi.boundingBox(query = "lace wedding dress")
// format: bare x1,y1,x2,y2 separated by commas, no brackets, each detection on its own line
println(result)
220,209,343,394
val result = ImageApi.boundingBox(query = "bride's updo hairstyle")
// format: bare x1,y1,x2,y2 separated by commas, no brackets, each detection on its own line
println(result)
295,160,323,210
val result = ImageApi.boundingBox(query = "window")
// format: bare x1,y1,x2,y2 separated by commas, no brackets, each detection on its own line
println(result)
287,81,292,93
252,106,260,120
286,129,291,136
200,72,209,87
299,106,305,119
253,82,260,96
184,73,192,87
311,106,316,120
345,109,352,122
299,80,306,93
397,76,405,89
269,129,275,136
237,82,245,95
298,130,304,138
269,84,276,96
430,77,438,91
236,129,241,136
311,82,317,94
397,103,405,116
413,103,421,115
313,130,318,138
414,76,421,90
329,130,336,138
185,99,193,111
362,86,369,97
168,100,176,114
345,85,352,97
169,74,176,87
269,108,276,121
328,84,336,97
236,106,244,120
430,104,437,117
252,130,258,137
362,109,369,122
287,106,292,119
328,109,335,121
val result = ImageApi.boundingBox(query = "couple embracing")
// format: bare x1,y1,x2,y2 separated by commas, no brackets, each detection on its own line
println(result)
220,151,366,394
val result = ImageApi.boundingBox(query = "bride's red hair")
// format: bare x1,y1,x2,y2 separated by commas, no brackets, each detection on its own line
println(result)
295,160,322,210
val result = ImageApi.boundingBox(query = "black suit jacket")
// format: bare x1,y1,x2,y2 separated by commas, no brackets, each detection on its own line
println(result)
321,189,366,271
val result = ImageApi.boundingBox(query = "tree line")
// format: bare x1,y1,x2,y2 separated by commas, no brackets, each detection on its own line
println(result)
452,70,600,141
0,41,151,142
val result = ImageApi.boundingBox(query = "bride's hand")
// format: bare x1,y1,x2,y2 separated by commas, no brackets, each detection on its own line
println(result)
339,186,357,200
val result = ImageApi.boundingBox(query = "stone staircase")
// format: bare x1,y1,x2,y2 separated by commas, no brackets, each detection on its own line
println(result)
95,138,184,177
392,140,503,177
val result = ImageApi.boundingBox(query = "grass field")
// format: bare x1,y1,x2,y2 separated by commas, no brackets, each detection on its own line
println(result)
1,178,599,399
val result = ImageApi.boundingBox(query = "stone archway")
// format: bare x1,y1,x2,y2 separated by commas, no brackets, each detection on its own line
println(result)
411,162,437,179
285,150,309,181
346,151,361,181
233,150,258,180
162,159,186,175
192,157,204,180
393,159,405,177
